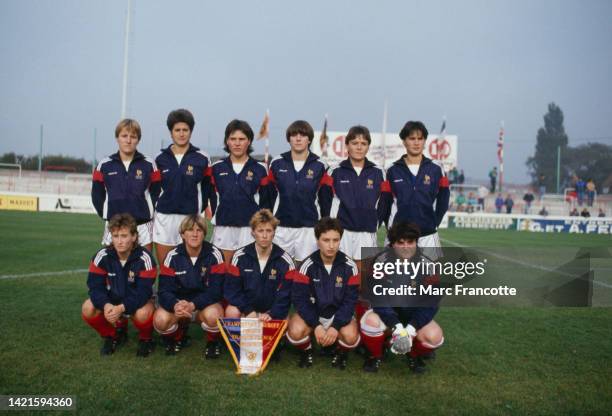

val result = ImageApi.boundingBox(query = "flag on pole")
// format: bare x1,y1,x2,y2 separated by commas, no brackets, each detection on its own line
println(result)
257,110,270,140
257,110,270,166
440,118,446,135
320,114,329,158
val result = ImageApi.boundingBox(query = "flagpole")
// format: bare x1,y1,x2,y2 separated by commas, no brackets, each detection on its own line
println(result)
264,109,270,166
499,121,504,193
381,100,388,169
120,0,132,119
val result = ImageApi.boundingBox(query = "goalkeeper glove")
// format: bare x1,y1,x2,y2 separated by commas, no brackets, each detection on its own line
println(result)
390,323,417,355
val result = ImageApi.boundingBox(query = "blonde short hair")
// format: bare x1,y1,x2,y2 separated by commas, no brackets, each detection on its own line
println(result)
115,118,142,140
249,209,279,230
179,214,207,235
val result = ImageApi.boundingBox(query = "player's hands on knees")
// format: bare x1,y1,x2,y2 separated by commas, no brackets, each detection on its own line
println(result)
258,313,271,322
323,327,338,346
314,325,326,345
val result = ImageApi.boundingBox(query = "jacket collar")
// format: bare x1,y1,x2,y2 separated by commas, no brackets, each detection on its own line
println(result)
175,241,212,260
281,151,320,166
392,155,432,168
243,242,284,262
161,143,199,157
311,249,347,268
106,245,143,264
339,158,375,171
110,150,145,163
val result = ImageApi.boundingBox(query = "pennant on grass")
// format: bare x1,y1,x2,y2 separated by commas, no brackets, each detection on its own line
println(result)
218,318,287,375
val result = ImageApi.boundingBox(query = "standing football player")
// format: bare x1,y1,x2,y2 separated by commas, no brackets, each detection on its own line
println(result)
153,109,213,265
328,125,389,273
360,222,444,373
81,213,157,357
267,120,333,262
287,217,360,369
379,121,450,259
210,119,275,263
154,215,226,359
92,119,161,251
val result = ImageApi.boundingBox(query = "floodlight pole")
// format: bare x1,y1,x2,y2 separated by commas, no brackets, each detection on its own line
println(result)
38,124,43,172
120,0,132,119
556,145,561,194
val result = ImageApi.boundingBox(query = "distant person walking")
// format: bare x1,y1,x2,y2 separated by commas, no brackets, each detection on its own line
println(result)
489,167,497,193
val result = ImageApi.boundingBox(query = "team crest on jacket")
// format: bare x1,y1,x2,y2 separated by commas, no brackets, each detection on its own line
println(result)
128,270,135,283
366,179,374,189
186,165,194,176
200,266,207,277
246,170,254,180
306,169,314,179
423,175,431,185
135,169,143,180
268,269,277,279
335,275,343,287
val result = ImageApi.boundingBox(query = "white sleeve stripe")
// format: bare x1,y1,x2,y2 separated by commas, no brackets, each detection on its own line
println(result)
212,247,224,264
164,249,178,267
141,253,153,270
94,250,108,266
281,253,296,270
299,258,313,275
231,249,245,266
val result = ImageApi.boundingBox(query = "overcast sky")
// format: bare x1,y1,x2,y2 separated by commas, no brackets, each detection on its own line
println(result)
1,0,611,182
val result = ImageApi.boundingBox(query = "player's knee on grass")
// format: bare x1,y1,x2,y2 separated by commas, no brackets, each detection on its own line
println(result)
339,320,360,345
224,304,241,319
287,313,311,340
81,298,98,318
200,303,223,327
417,320,444,347
153,307,176,332
133,302,154,323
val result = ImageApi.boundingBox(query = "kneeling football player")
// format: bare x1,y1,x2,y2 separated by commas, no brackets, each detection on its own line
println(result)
287,217,360,369
360,222,444,373
154,214,226,359
81,213,157,357
225,209,296,321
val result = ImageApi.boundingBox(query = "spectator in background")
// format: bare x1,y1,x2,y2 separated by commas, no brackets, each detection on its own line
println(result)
598,208,606,218
575,177,586,206
538,206,549,216
537,174,546,200
448,167,459,185
569,207,579,216
458,170,465,185
466,192,477,213
477,185,488,211
522,190,535,214
495,194,504,214
454,192,466,212
586,179,596,207
504,194,514,214
580,208,591,218
489,167,497,193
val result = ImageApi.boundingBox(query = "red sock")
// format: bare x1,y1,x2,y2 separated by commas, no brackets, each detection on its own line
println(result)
132,314,154,341
83,313,116,338
116,317,128,330
410,340,434,358
361,331,385,358
173,327,185,342
207,330,220,342
289,336,311,351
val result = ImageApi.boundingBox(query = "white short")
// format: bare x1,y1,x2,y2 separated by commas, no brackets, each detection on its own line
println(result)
212,226,253,251
384,231,443,260
273,226,317,261
102,220,153,246
153,212,188,246
340,230,377,260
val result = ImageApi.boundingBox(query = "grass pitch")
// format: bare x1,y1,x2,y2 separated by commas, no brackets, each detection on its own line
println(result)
0,211,611,415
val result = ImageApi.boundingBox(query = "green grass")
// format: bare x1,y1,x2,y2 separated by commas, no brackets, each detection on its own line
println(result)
0,211,611,415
